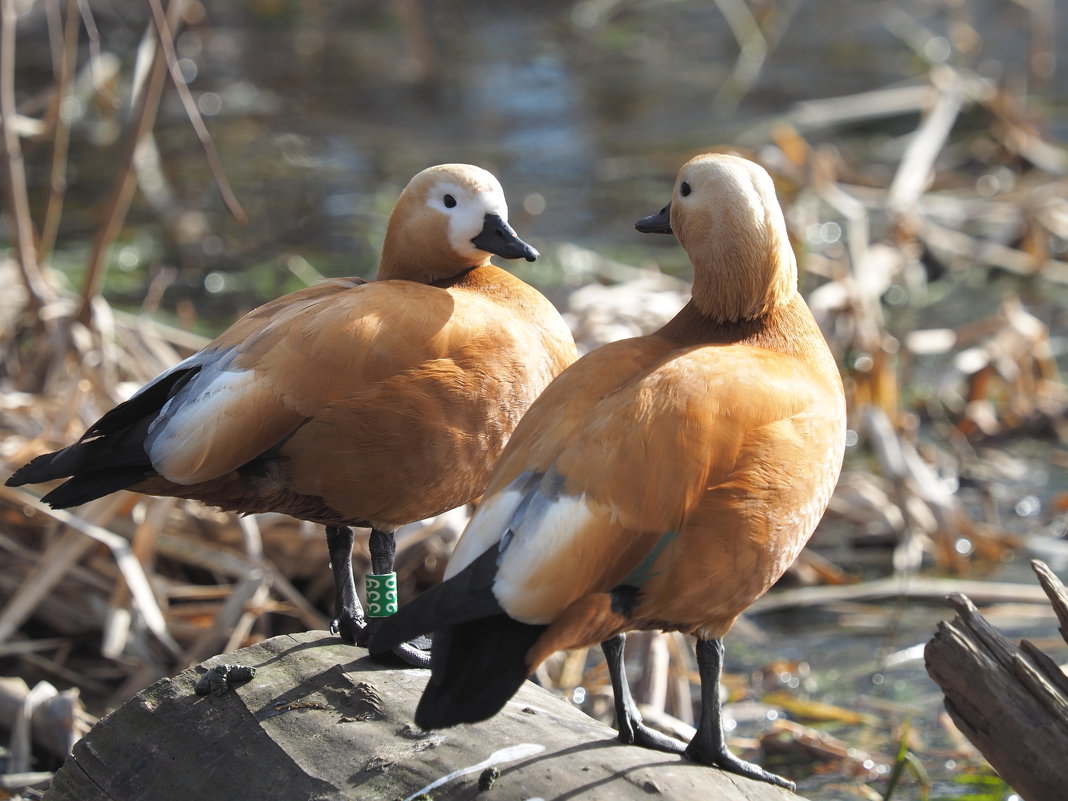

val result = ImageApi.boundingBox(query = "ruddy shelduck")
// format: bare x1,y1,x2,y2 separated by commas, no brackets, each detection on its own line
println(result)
372,153,846,786
7,164,578,666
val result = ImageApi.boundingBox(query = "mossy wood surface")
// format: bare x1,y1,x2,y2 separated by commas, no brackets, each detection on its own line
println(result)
44,630,804,801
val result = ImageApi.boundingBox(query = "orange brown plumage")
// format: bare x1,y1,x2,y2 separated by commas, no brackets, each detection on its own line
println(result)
371,153,846,788
7,163,577,663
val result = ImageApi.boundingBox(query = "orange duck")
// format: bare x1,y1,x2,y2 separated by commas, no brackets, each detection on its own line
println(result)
7,163,578,666
372,153,846,786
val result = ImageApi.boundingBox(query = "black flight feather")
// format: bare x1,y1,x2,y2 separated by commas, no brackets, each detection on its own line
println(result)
370,542,506,653
5,365,201,505
370,541,547,729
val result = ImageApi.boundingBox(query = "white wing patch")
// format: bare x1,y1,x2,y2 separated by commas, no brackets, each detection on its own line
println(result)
444,479,529,579
492,489,599,624
145,362,257,484
444,468,601,624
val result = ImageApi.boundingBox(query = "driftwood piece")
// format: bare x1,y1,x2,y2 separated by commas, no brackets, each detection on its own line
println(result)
0,677,91,766
43,630,805,801
924,560,1068,801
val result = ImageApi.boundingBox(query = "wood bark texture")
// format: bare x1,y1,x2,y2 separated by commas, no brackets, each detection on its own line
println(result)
924,559,1068,801
43,630,804,801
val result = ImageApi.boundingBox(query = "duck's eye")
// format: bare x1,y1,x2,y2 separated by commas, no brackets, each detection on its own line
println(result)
443,194,457,208
680,181,692,197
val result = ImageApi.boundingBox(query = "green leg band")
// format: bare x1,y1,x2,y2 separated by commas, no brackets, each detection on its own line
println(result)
366,572,398,618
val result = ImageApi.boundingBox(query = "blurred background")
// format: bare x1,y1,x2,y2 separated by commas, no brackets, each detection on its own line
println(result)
2,1,1067,799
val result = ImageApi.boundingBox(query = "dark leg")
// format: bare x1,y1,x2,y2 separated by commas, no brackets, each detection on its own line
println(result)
602,634,685,754
326,525,365,645
686,638,795,790
367,527,396,576
361,527,430,668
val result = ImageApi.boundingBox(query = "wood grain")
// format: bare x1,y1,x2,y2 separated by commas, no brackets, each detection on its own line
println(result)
44,630,804,801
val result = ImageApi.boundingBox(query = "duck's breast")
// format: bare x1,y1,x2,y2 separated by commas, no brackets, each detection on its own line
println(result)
278,278,575,527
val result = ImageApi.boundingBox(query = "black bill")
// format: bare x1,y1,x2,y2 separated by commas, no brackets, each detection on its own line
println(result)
472,214,539,262
635,203,673,234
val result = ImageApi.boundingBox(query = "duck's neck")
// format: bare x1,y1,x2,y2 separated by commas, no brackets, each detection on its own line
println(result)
682,198,798,323
375,249,485,284
376,208,487,283
658,294,828,359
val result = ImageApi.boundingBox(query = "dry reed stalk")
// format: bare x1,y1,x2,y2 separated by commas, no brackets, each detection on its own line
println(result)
38,0,80,262
0,1,57,313
146,0,246,224
77,10,173,325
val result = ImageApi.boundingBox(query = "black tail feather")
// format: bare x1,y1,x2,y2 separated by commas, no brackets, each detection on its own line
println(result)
415,614,545,729
39,467,155,508
370,543,506,653
370,541,548,728
6,451,63,488
3,369,193,502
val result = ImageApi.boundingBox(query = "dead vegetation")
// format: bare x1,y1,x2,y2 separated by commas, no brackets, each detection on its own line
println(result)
1,1,1067,799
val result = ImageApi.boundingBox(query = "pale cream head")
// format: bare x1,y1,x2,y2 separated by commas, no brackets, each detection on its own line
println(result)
377,163,517,283
669,153,797,322
423,164,511,262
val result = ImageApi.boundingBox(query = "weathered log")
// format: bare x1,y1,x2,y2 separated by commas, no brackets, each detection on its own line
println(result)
924,559,1068,801
43,630,805,801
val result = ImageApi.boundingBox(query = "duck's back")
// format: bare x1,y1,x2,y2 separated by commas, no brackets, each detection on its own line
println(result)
448,294,843,643
134,266,576,528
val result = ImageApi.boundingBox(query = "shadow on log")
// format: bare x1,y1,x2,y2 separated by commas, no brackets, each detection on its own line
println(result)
43,631,804,801
924,559,1068,801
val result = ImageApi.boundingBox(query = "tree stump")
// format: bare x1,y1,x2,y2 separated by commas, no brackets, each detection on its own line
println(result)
44,630,805,801
924,559,1068,801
